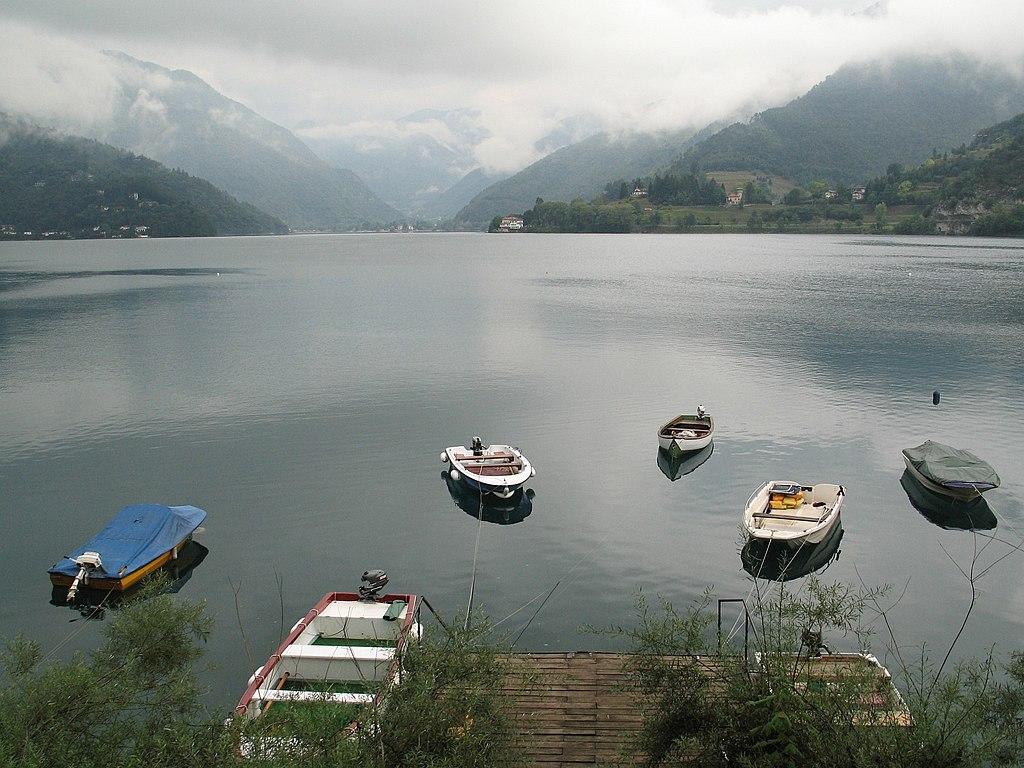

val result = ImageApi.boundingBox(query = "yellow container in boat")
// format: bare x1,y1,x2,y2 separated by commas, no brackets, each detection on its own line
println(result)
769,492,804,510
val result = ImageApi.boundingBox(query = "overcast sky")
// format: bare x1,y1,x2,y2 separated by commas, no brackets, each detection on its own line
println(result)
2,0,1024,172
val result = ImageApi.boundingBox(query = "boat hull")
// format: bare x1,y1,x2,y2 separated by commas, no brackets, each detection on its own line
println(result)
657,414,714,454
658,433,714,453
902,454,985,500
48,534,195,591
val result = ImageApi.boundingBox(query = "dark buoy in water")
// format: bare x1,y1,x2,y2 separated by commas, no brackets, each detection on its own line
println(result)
932,390,940,406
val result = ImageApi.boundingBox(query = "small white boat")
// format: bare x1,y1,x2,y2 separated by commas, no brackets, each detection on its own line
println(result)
658,406,714,455
235,570,419,723
442,437,535,500
743,481,844,544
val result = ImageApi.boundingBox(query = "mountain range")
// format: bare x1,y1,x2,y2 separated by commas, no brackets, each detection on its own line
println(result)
55,52,400,230
0,114,288,238
458,55,1024,227
681,55,1024,185
454,126,709,227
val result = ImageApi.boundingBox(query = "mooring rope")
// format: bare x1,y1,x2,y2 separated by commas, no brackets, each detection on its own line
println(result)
464,466,486,631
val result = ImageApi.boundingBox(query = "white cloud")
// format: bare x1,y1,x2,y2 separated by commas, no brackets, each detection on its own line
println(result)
2,0,1023,175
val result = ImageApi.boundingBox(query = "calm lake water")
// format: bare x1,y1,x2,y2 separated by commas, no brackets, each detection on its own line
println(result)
1,233,1022,708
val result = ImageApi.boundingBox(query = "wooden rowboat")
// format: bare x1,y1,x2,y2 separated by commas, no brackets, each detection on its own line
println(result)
658,409,714,455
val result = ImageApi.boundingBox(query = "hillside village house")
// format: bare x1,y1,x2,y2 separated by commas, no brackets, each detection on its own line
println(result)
498,215,524,231
630,185,647,198
824,189,839,200
852,186,867,201
726,188,744,206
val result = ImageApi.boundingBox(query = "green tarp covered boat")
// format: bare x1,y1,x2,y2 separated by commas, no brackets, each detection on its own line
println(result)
902,440,1001,500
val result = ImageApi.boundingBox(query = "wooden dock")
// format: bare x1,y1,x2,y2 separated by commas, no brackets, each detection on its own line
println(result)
501,652,727,767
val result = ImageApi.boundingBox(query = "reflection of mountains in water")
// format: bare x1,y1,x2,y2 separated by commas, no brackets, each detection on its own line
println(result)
900,470,997,531
442,471,534,525
49,541,210,619
657,443,714,481
741,523,843,582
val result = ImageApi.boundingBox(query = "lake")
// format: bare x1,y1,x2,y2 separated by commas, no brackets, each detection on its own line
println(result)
1,233,1022,709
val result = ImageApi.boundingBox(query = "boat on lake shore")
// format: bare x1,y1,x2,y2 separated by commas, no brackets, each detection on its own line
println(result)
48,503,206,601
657,407,714,455
235,571,419,723
757,650,911,727
442,437,535,499
902,440,1000,500
743,482,844,544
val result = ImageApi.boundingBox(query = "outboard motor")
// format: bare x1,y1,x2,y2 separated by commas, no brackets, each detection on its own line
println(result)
471,436,484,456
358,569,389,601
697,404,706,418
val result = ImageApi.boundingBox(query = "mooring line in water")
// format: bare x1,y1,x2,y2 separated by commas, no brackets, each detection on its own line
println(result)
498,524,617,642
464,478,486,631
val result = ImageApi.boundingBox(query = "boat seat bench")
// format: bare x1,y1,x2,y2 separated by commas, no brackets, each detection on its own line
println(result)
282,644,394,662
752,510,828,522
256,689,373,705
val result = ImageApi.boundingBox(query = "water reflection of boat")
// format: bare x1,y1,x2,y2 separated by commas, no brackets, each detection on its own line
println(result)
900,470,997,531
657,443,714,481
741,522,843,582
50,541,210,618
442,471,534,525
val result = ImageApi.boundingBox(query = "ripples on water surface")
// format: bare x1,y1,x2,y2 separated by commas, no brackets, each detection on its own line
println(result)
1,233,1022,706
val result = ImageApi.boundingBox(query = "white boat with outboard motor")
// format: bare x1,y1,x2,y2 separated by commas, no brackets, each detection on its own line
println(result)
658,405,714,455
235,570,420,725
743,481,844,544
441,437,535,499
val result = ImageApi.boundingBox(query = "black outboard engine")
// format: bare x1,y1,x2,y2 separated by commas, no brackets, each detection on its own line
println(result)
471,436,484,456
358,569,389,600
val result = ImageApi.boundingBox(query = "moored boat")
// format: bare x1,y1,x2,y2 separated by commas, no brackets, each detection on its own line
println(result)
902,440,1000,500
658,406,714,456
235,570,419,722
743,481,844,544
49,541,210,618
48,503,206,602
757,650,911,727
442,437,535,499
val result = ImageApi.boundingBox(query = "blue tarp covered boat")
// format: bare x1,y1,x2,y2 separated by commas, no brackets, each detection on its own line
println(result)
48,504,206,598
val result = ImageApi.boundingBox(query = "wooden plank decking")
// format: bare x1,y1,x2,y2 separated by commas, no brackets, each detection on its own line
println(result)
501,652,727,767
